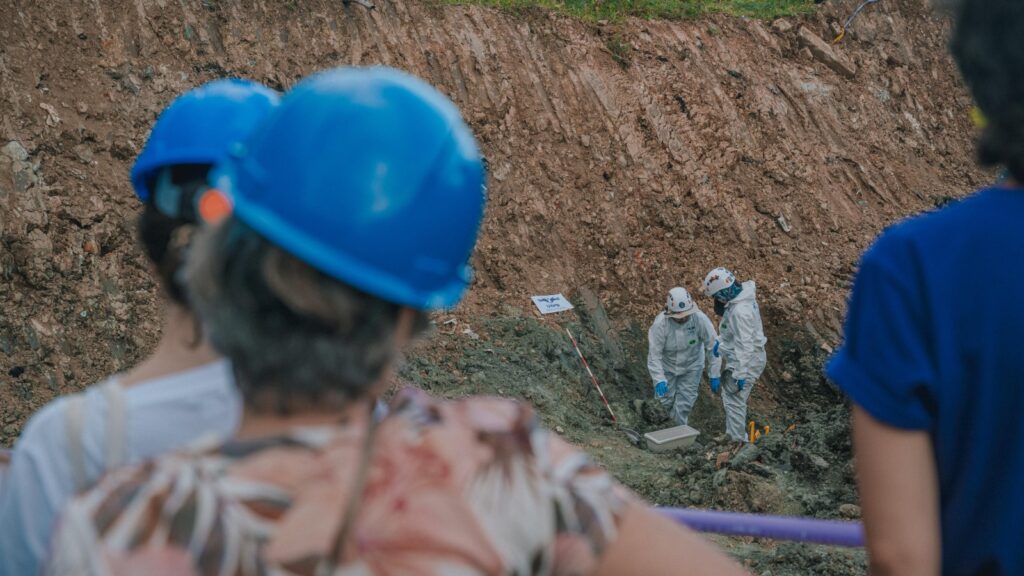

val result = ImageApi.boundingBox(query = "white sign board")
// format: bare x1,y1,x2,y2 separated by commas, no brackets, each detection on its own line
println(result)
531,294,574,315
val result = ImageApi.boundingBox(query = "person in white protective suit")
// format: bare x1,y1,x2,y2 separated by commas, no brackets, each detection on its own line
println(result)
647,287,722,426
703,268,768,442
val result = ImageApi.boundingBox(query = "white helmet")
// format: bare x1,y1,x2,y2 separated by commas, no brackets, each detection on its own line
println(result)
702,267,736,297
665,287,696,318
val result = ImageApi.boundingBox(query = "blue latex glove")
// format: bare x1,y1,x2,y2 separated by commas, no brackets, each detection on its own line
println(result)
737,378,747,391
710,377,721,394
655,381,668,398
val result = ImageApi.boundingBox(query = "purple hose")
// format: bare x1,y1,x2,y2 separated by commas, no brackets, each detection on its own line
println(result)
661,508,865,548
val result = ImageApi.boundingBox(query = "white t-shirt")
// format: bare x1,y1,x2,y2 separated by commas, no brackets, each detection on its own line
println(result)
0,360,241,576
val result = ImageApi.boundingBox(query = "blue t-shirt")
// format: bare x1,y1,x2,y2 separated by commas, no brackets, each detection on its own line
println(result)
827,186,1024,576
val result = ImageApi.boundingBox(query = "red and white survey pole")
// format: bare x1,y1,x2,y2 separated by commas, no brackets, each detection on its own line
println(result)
565,327,617,423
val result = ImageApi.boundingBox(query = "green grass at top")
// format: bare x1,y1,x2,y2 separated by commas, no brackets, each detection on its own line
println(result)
439,0,819,21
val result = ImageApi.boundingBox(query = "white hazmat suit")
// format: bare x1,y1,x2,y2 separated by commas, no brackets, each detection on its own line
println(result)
718,281,768,441
647,309,721,426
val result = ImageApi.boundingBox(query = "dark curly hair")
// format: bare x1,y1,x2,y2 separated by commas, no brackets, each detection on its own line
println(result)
135,164,209,306
950,0,1024,183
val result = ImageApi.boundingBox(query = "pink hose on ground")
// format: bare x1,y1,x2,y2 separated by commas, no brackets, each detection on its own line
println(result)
661,508,865,548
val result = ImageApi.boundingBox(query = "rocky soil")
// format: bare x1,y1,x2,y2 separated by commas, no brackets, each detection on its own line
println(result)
401,295,864,573
0,0,989,572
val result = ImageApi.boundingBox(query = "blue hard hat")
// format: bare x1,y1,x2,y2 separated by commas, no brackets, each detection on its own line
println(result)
216,67,485,311
130,78,280,202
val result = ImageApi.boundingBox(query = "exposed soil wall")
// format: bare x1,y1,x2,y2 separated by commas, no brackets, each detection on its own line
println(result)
1,0,983,422
0,0,986,572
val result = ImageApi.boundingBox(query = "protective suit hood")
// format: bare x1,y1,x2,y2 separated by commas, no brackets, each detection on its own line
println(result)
727,281,758,307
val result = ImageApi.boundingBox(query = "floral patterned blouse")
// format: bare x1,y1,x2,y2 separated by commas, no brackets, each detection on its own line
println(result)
44,389,629,576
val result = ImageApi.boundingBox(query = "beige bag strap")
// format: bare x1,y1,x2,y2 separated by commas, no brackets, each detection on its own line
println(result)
64,379,128,493
100,379,128,470
63,394,88,493
0,448,11,492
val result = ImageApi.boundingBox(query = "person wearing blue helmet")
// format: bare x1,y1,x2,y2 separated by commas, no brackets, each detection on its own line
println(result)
43,67,744,576
0,78,278,576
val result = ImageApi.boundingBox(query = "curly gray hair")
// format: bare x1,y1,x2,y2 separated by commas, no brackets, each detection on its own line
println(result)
185,216,430,406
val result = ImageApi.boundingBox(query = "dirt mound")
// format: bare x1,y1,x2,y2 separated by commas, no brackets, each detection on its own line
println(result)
0,0,984,571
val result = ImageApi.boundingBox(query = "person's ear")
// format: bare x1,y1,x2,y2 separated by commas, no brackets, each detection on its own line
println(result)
394,307,417,345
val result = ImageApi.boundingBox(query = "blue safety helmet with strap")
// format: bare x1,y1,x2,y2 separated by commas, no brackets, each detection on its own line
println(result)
215,66,485,311
130,78,279,216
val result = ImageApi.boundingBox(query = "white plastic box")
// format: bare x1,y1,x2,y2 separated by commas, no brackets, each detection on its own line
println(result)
644,424,700,452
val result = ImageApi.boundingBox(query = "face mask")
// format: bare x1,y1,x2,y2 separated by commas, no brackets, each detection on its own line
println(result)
713,282,743,305
714,300,726,317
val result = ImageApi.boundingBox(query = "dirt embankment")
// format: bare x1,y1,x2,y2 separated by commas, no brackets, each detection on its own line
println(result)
1,0,982,419
0,0,984,572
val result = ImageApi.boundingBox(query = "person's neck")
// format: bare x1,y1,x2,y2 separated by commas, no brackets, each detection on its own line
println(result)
234,395,376,440
119,303,220,388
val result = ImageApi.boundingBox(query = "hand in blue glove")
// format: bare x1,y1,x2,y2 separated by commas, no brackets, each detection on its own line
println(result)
655,381,668,398
737,378,747,392
709,377,721,394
